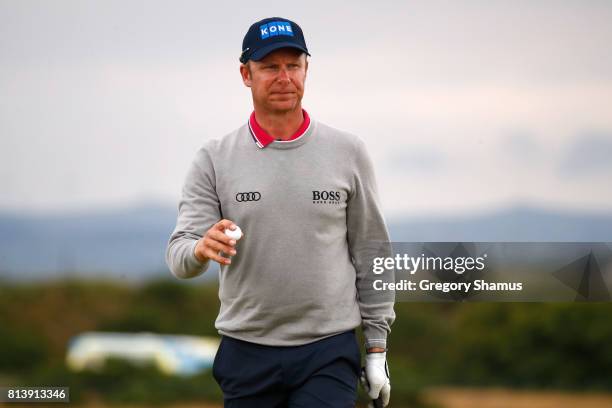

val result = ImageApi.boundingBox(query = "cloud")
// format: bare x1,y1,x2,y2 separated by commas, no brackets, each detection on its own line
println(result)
384,147,447,175
558,131,612,177
500,130,542,164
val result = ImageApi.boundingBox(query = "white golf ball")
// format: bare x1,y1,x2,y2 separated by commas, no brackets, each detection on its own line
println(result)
224,226,243,241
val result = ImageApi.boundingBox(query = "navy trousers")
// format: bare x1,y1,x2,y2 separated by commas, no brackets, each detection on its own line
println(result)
212,330,361,408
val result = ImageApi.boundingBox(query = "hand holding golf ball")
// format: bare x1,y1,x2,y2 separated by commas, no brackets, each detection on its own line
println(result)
194,219,242,265
224,226,243,241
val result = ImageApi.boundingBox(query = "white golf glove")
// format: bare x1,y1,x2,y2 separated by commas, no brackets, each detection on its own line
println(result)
360,351,391,407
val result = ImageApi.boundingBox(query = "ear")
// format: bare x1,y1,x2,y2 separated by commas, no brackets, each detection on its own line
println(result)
240,64,252,88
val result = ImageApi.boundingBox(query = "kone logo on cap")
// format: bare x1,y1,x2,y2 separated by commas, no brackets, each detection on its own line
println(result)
260,21,294,39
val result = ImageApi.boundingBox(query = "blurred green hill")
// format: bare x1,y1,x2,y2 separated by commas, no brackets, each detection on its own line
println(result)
1,279,612,406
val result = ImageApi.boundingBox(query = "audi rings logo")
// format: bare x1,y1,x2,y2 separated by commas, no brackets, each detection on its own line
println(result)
236,192,261,202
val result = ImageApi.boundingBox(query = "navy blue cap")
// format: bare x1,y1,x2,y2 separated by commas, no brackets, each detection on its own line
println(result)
240,17,310,64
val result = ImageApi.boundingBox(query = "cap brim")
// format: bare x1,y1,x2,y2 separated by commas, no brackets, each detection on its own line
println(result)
250,42,310,61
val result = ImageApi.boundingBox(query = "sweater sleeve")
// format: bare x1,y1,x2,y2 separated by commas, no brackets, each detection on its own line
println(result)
165,147,221,279
346,138,396,350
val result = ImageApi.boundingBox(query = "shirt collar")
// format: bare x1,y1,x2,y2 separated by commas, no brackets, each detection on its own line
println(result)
248,109,311,148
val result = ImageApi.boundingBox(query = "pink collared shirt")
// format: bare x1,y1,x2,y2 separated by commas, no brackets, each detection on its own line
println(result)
248,109,311,148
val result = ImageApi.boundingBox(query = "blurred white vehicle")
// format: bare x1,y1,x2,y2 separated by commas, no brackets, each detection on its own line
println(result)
66,332,219,376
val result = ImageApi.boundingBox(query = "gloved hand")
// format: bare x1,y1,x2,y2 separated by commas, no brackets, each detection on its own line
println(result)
360,351,390,407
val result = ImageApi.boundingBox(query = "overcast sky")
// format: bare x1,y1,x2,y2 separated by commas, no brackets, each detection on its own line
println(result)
1,0,612,218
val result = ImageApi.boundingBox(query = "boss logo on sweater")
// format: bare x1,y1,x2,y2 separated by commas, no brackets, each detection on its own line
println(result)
236,192,261,202
312,190,341,204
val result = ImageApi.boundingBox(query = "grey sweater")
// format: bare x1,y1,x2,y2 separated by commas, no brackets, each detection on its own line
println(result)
165,119,395,349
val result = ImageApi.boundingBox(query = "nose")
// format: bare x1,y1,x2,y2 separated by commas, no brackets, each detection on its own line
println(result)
276,67,291,84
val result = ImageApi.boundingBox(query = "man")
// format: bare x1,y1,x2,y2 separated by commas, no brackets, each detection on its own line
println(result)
166,17,394,408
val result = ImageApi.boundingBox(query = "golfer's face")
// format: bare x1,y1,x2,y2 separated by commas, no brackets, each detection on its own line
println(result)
247,48,307,113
